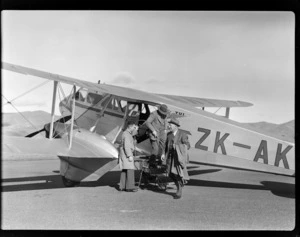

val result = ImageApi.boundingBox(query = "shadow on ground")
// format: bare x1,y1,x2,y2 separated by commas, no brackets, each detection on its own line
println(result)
2,173,65,192
186,179,294,199
260,181,295,198
2,169,295,199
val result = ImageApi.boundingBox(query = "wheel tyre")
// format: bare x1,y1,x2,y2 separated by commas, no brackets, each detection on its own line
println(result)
142,173,150,186
61,176,80,187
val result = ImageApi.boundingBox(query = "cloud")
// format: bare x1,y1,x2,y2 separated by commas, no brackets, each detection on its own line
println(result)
111,72,135,85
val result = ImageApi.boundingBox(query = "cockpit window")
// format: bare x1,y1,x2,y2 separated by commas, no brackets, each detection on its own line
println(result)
148,104,159,113
86,92,106,106
101,96,111,107
119,100,127,113
75,89,88,102
107,97,123,113
113,98,120,111
127,103,140,117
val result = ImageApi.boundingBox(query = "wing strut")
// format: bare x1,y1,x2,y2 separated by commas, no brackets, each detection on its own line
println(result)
68,85,76,149
49,81,58,140
225,107,230,119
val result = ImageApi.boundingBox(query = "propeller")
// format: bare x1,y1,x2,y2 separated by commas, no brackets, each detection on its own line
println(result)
25,115,72,138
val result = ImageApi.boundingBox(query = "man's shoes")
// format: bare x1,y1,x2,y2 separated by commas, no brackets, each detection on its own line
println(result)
125,188,138,192
173,194,182,199
174,179,182,199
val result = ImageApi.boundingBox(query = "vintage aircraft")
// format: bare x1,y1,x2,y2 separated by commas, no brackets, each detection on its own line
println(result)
2,62,295,187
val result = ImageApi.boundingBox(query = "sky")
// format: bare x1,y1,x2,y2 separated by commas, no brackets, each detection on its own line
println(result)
2,11,295,124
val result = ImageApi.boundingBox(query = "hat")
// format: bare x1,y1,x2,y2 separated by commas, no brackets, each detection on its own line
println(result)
169,117,180,127
127,121,138,127
158,104,168,115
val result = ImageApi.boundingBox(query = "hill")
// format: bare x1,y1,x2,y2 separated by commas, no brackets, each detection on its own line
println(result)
2,111,60,137
243,120,294,143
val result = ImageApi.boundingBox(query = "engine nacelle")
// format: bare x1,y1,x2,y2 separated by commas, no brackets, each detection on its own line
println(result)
59,128,119,186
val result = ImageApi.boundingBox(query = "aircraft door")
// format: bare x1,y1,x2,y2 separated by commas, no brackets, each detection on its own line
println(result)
124,103,141,129
114,102,141,145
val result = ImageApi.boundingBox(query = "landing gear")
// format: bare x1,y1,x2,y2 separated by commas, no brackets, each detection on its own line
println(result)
156,177,167,191
61,176,80,187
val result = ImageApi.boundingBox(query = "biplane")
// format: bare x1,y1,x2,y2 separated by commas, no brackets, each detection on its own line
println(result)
2,62,295,187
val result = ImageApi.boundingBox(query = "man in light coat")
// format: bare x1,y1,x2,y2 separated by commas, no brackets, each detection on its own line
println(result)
161,117,190,199
119,121,139,192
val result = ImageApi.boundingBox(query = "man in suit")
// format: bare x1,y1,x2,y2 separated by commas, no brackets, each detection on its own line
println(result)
118,121,139,192
144,104,169,164
161,117,190,199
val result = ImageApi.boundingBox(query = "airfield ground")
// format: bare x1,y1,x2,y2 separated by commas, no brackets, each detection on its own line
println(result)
1,156,295,230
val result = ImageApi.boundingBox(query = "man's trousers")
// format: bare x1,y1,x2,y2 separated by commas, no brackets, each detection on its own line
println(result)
119,169,135,190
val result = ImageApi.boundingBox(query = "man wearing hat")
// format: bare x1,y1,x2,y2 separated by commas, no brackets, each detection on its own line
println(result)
161,117,190,199
145,104,169,163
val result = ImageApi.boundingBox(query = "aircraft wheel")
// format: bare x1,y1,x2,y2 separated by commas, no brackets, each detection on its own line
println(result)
61,176,80,187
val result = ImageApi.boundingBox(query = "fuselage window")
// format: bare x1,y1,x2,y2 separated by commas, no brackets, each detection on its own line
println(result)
148,104,159,113
75,89,88,102
139,103,150,123
112,98,124,113
86,92,106,106
119,100,128,113
105,98,121,113
113,98,120,111
106,98,115,110
141,104,147,114
101,96,111,107
127,103,140,117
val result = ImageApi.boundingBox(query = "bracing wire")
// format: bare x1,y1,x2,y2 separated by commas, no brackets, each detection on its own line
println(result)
2,79,51,136
58,83,66,100
54,83,79,137
2,94,42,136
213,107,222,114
3,80,50,106
53,82,69,138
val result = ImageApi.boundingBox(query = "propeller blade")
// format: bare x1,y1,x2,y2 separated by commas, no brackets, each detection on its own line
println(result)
25,128,46,137
56,115,72,123
25,115,72,138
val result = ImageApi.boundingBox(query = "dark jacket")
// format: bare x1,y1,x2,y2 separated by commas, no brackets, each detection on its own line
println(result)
164,129,190,180
145,111,168,141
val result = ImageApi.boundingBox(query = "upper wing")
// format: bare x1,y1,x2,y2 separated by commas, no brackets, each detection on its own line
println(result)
2,62,169,105
156,94,253,108
2,62,253,108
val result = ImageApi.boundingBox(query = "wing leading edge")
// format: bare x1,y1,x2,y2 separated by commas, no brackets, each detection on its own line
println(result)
2,62,253,108
156,94,253,108
2,62,168,105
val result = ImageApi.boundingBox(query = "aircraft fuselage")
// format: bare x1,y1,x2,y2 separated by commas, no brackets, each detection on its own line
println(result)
59,89,295,177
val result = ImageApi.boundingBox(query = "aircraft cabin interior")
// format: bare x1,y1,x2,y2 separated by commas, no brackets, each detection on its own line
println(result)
73,89,159,145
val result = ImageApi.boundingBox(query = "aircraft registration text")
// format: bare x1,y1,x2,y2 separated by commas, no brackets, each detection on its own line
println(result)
195,127,293,169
